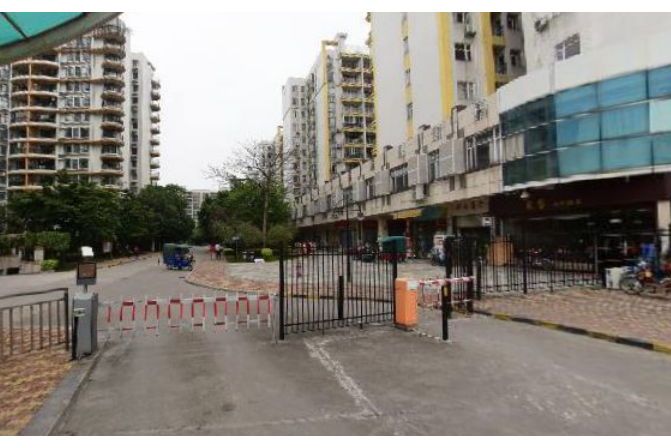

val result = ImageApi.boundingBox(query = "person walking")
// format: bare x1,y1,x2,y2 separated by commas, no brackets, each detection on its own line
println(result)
215,243,222,260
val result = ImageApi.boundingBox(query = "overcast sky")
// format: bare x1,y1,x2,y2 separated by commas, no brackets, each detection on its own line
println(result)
121,12,369,191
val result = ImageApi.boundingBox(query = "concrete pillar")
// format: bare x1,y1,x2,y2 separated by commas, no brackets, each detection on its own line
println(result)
377,217,388,239
657,200,671,255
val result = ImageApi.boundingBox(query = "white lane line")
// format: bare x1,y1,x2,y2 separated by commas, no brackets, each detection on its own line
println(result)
304,337,380,418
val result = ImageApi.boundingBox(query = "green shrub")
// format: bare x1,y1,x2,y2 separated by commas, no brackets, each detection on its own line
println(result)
41,259,59,271
261,248,273,261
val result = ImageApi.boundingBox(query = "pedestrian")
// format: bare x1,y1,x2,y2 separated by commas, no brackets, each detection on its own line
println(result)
209,243,216,260
215,243,222,260
133,245,140,260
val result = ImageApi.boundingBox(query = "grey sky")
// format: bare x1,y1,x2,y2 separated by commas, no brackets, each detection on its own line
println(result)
121,12,369,191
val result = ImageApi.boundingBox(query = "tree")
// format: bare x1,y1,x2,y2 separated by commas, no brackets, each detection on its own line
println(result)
207,140,288,246
8,182,121,251
136,185,194,248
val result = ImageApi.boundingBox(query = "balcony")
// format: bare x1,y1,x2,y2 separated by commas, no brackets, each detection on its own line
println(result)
93,24,127,43
151,89,161,100
98,43,125,57
100,164,124,175
99,71,125,86
102,58,126,72
12,57,59,69
101,101,124,115
150,113,161,123
150,137,160,146
150,101,160,111
101,148,124,161
102,86,124,102
101,117,124,130
150,159,160,169
150,148,160,157
150,170,160,180
151,125,160,134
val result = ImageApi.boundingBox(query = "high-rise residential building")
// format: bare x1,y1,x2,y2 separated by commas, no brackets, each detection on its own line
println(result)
282,77,312,198
0,17,160,202
185,189,216,223
369,12,525,149
130,52,161,191
282,33,376,195
293,12,671,257
0,66,9,203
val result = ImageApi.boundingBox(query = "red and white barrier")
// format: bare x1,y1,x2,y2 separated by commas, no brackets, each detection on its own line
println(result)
144,298,160,335
99,293,275,335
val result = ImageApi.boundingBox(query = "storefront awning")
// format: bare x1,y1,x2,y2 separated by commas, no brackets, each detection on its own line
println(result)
0,12,120,65
391,209,423,220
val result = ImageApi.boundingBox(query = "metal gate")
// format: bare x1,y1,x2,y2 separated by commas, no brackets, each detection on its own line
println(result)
278,246,397,339
443,233,601,297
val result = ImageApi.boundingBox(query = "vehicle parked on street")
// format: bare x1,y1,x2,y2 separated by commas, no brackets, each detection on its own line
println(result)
163,244,194,271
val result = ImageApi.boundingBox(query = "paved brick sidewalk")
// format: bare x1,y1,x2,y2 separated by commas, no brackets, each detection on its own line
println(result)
187,259,278,293
0,347,71,436
476,289,671,346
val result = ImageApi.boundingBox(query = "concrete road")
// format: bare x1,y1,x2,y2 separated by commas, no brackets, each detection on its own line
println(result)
42,248,671,435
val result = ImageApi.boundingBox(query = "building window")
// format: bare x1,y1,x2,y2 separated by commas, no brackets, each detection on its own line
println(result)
555,34,580,62
391,164,409,193
406,103,413,120
428,150,440,182
510,49,523,68
403,36,409,55
507,13,520,31
454,12,467,23
457,81,476,101
405,68,411,86
454,43,472,61
365,177,375,199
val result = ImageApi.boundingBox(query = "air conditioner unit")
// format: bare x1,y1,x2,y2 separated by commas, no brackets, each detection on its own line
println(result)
412,185,426,202
534,17,549,32
464,23,476,38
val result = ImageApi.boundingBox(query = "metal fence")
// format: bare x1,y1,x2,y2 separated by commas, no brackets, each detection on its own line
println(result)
0,288,70,363
444,234,601,296
279,246,397,339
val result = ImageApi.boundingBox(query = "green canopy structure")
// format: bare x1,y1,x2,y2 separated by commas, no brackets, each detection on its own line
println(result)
0,12,120,65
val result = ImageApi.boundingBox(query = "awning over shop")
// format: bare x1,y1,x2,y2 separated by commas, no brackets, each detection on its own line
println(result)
391,209,423,220
0,12,120,64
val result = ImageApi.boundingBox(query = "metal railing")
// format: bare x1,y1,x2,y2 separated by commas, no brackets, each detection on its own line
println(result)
0,288,70,363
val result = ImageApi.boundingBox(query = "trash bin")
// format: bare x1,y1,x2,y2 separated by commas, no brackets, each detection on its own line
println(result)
73,292,99,359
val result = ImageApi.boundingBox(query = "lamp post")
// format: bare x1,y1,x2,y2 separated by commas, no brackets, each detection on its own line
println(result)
331,194,365,282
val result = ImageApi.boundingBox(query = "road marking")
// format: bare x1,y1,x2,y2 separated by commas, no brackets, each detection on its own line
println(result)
304,335,380,418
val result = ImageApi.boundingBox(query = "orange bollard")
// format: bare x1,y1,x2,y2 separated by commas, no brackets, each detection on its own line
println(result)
395,278,418,331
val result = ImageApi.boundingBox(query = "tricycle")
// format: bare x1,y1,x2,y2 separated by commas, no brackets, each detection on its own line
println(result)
163,243,194,271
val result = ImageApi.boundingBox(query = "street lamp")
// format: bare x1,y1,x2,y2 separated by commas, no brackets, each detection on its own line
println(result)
331,195,365,282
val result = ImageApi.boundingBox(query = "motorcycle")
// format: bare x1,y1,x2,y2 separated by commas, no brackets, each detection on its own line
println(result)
619,259,671,295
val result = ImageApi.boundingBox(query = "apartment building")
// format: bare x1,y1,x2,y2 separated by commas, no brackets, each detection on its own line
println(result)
294,12,671,256
0,17,160,202
495,13,671,237
185,189,216,223
370,12,525,149
130,52,161,191
0,66,9,203
282,33,376,196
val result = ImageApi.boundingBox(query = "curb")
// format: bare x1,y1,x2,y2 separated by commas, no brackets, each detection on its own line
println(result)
474,310,671,357
19,342,106,436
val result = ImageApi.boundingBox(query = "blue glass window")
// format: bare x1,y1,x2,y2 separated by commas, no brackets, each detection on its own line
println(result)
556,114,600,147
598,72,647,108
503,158,526,186
526,152,558,182
602,137,651,171
650,99,671,133
558,144,601,177
524,124,556,155
601,104,649,139
653,135,671,165
649,65,671,99
555,84,597,118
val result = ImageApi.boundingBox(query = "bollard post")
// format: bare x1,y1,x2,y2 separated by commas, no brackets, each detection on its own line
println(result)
279,247,285,341
337,275,345,321
441,284,450,342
